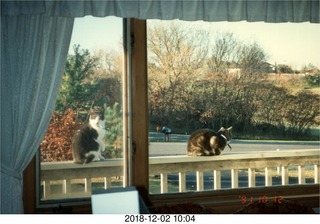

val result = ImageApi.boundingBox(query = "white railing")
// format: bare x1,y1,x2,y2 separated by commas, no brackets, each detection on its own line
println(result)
40,149,319,200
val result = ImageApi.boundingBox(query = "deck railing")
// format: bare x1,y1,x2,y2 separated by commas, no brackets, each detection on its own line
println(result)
40,149,319,200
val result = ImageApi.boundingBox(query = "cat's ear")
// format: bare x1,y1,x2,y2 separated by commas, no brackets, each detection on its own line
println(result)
227,126,233,130
218,127,225,131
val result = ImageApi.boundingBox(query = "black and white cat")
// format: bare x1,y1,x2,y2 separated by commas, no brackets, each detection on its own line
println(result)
72,106,107,164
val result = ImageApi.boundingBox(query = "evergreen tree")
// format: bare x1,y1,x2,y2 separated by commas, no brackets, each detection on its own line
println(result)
103,102,123,158
55,44,99,112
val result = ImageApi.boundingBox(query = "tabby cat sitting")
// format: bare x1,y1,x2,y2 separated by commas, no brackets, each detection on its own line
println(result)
187,127,232,156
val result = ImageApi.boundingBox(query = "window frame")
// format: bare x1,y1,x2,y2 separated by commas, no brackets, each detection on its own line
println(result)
24,18,149,211
23,18,319,214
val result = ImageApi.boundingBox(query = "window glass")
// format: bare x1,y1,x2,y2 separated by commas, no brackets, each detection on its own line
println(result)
38,16,125,204
147,20,320,194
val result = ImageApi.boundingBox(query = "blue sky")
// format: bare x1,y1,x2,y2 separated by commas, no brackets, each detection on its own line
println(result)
69,16,320,70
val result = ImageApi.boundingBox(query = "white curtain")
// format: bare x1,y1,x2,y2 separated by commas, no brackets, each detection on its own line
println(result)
0,0,318,214
1,13,74,213
2,0,319,23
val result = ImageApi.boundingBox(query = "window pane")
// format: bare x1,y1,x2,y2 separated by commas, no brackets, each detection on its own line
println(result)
38,16,125,203
147,20,320,194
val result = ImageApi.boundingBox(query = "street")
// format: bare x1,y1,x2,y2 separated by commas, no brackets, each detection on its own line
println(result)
149,140,319,156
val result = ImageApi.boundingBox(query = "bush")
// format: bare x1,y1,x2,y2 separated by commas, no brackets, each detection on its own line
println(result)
304,73,320,87
40,108,83,162
285,90,320,137
103,102,123,158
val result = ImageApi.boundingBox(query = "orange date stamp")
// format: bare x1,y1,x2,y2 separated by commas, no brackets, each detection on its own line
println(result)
238,195,283,205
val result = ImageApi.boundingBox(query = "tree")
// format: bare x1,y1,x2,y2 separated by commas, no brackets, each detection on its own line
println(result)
237,42,267,73
277,64,294,74
205,40,268,132
148,23,208,128
92,49,123,107
55,44,99,112
103,102,123,158
93,48,122,79
302,63,320,87
254,83,291,133
208,32,238,76
230,41,268,131
285,90,320,137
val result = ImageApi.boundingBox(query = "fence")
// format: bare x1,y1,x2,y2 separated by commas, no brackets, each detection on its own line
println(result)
40,149,319,200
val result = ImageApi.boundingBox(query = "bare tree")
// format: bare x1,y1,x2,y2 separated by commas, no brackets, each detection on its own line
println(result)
236,41,268,75
229,41,269,131
205,37,268,131
93,48,122,79
148,22,209,126
92,48,123,107
208,32,238,76
254,83,291,132
285,90,320,136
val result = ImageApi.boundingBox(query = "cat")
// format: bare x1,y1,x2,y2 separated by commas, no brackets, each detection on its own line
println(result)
187,127,232,156
72,106,107,164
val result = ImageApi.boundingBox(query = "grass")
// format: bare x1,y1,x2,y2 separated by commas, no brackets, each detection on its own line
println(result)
304,86,320,95
268,73,320,94
234,132,319,141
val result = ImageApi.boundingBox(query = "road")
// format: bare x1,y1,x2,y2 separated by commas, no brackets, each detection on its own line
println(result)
149,140,319,156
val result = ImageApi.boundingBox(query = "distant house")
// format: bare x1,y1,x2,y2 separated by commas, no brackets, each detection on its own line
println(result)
261,62,276,73
227,62,276,75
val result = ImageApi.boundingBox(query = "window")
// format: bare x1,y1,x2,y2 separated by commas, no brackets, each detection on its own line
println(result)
147,20,320,195
32,17,319,213
37,16,129,206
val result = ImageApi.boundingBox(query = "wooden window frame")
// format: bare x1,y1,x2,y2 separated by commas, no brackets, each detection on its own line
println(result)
23,18,319,214
23,18,149,213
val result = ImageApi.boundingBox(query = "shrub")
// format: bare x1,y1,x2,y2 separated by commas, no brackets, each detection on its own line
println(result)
103,102,123,158
304,73,320,87
40,108,83,162
285,90,320,137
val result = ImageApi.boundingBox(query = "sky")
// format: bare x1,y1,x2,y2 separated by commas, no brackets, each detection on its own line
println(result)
69,16,320,70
